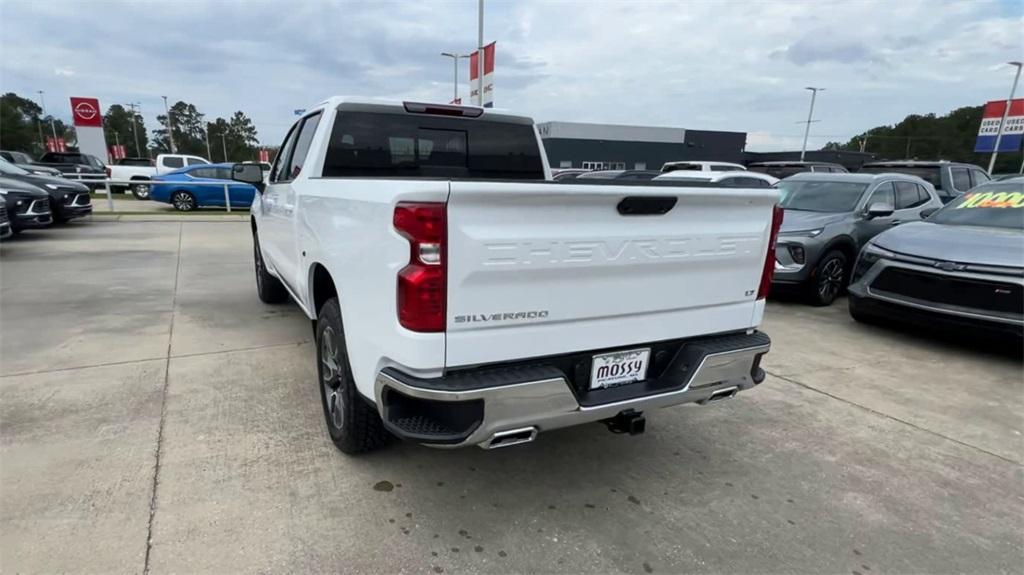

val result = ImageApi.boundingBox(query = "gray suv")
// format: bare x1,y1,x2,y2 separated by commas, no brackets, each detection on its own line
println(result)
773,172,943,305
859,161,990,204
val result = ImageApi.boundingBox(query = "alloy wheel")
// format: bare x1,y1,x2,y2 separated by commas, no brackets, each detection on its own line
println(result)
320,326,345,430
172,192,194,211
817,257,844,300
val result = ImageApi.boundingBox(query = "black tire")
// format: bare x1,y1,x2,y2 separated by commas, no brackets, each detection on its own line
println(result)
170,190,196,212
253,233,288,304
316,298,390,454
130,181,151,200
806,250,847,307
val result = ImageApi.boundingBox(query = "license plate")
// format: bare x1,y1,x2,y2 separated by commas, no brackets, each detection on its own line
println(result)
590,348,651,390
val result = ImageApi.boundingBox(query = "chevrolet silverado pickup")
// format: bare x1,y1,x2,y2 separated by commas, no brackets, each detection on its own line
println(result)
232,98,781,454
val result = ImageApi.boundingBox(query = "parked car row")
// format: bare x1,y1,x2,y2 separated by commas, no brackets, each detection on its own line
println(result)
557,160,1022,341
0,157,92,238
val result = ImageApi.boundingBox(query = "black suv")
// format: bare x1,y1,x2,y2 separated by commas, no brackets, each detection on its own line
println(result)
0,157,92,223
0,176,53,233
35,151,107,189
859,161,990,203
747,161,849,178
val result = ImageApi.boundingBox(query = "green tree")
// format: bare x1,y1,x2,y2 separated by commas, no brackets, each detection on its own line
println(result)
152,101,207,156
0,92,45,155
206,111,260,162
104,104,149,158
828,105,1021,172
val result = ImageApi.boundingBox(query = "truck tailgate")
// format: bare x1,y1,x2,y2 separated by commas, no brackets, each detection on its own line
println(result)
445,181,778,367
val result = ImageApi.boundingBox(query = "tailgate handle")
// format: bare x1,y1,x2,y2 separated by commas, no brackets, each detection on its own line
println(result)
617,196,677,216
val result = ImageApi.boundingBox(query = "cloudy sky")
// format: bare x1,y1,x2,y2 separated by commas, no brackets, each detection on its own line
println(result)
2,0,1021,151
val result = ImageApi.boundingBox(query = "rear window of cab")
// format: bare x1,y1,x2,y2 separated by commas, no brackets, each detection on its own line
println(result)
322,112,544,180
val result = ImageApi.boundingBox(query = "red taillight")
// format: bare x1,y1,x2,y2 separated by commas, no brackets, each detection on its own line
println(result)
757,205,784,300
394,202,447,332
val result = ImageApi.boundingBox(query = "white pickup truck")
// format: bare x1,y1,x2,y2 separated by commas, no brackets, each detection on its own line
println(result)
107,154,210,199
232,98,781,454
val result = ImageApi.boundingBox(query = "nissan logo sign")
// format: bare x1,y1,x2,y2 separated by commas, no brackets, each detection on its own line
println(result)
74,101,98,120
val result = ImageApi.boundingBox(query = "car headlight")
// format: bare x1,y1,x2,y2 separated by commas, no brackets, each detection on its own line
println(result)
0,189,8,197
779,228,823,238
851,243,894,283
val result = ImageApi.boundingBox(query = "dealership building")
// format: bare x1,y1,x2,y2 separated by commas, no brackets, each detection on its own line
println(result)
536,121,747,171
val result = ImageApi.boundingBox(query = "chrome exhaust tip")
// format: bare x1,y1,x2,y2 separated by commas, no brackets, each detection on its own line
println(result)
699,386,739,405
484,426,537,449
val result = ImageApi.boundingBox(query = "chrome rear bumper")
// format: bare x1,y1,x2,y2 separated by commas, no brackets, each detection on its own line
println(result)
374,331,770,449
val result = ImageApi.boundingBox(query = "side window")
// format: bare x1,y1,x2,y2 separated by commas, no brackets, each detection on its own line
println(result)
895,181,927,209
970,169,990,187
163,156,184,169
215,167,234,180
866,181,895,209
950,167,970,192
270,122,301,183
916,184,934,204
189,167,216,179
286,112,323,181
186,157,207,166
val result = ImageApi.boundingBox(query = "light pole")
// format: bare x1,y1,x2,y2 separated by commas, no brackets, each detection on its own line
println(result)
220,134,228,162
799,87,824,161
204,123,213,161
987,61,1023,174
37,90,58,141
162,96,177,153
476,0,484,106
123,102,143,157
440,52,471,103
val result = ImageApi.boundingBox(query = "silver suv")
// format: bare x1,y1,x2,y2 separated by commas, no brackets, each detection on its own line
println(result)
773,172,944,306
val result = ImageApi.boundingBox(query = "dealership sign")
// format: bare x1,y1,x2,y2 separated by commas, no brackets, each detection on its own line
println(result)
68,96,108,161
70,97,103,128
974,98,1024,153
469,42,495,108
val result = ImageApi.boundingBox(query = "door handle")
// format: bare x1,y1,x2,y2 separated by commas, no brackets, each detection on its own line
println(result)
890,220,902,226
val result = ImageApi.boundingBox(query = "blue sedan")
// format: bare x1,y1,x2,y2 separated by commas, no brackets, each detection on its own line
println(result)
150,163,257,211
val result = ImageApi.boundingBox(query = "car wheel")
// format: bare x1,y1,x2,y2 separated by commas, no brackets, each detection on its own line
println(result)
130,182,151,200
170,190,196,211
316,297,390,454
253,231,288,304
807,250,847,306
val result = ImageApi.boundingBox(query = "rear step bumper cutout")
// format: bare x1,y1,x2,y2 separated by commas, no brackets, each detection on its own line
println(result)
376,331,770,449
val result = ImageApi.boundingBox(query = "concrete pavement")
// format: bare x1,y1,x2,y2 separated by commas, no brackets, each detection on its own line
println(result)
1,221,1021,574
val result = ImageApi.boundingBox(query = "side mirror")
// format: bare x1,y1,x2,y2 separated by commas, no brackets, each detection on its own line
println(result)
919,207,940,219
865,202,894,219
232,163,265,192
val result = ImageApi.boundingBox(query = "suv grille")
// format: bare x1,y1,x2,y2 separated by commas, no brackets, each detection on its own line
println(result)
871,268,1023,316
0,203,8,223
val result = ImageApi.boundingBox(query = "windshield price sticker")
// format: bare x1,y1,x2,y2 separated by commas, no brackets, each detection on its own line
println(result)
957,191,1024,209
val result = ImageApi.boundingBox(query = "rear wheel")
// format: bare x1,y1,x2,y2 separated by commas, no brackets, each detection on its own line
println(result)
170,190,196,211
130,181,151,200
253,232,288,304
316,298,390,454
806,250,847,306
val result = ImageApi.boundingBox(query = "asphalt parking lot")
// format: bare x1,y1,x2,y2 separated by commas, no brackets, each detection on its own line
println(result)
1,221,1021,574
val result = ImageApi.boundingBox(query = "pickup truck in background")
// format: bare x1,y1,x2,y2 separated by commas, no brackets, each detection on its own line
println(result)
232,98,780,454
35,151,108,189
107,154,211,199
